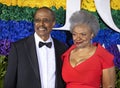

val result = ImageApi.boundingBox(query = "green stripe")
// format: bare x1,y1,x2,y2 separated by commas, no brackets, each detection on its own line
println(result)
0,3,120,29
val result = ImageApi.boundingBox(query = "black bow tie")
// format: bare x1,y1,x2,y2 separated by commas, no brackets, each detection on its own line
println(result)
39,41,52,48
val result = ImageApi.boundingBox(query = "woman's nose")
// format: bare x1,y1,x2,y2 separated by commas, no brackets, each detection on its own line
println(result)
76,34,82,40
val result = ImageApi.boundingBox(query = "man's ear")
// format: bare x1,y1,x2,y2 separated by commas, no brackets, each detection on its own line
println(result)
52,21,55,27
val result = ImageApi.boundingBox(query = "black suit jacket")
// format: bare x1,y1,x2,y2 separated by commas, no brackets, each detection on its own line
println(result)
4,34,67,88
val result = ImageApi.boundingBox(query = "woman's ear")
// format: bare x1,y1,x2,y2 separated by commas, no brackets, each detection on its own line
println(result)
91,33,94,39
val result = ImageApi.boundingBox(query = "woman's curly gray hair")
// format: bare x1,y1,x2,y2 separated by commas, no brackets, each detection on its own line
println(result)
69,10,100,37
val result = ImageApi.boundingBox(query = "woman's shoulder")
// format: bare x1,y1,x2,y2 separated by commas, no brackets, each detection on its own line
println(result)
95,43,114,58
61,45,76,60
94,43,114,68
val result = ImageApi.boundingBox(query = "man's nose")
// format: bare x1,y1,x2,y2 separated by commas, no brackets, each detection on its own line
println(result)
34,19,45,25
36,20,45,26
39,20,44,25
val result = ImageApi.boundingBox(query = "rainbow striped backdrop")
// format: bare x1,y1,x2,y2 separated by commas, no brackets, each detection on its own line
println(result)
0,0,120,87
0,0,120,66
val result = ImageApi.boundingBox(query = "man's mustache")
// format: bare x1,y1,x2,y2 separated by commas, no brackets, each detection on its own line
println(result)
38,26,47,30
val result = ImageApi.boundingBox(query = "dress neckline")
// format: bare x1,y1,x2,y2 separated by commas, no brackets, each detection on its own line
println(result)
68,44,99,68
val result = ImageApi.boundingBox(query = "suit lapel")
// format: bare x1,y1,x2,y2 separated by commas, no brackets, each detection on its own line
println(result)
24,35,40,82
53,39,63,88
24,37,65,88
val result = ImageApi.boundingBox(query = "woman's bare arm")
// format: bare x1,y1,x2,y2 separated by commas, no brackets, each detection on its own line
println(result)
102,66,116,88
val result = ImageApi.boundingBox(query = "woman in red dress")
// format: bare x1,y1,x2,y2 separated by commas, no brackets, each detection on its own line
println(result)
62,10,116,88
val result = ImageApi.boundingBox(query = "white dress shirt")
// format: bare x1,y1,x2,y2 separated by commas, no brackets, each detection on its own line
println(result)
34,33,56,88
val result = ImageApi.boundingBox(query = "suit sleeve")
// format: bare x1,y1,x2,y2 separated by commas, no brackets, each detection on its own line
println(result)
4,43,18,88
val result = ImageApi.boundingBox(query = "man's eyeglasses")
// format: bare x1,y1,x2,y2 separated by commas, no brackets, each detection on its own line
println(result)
34,18,52,23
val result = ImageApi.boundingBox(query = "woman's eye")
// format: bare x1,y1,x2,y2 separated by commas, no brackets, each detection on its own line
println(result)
72,33,76,36
81,33,86,36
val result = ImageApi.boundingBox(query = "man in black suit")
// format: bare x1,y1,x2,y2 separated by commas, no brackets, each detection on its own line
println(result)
4,7,67,88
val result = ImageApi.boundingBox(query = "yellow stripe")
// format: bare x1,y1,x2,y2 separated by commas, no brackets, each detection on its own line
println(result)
0,0,120,11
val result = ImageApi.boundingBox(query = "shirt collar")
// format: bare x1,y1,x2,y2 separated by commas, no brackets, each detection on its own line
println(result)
34,32,53,48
